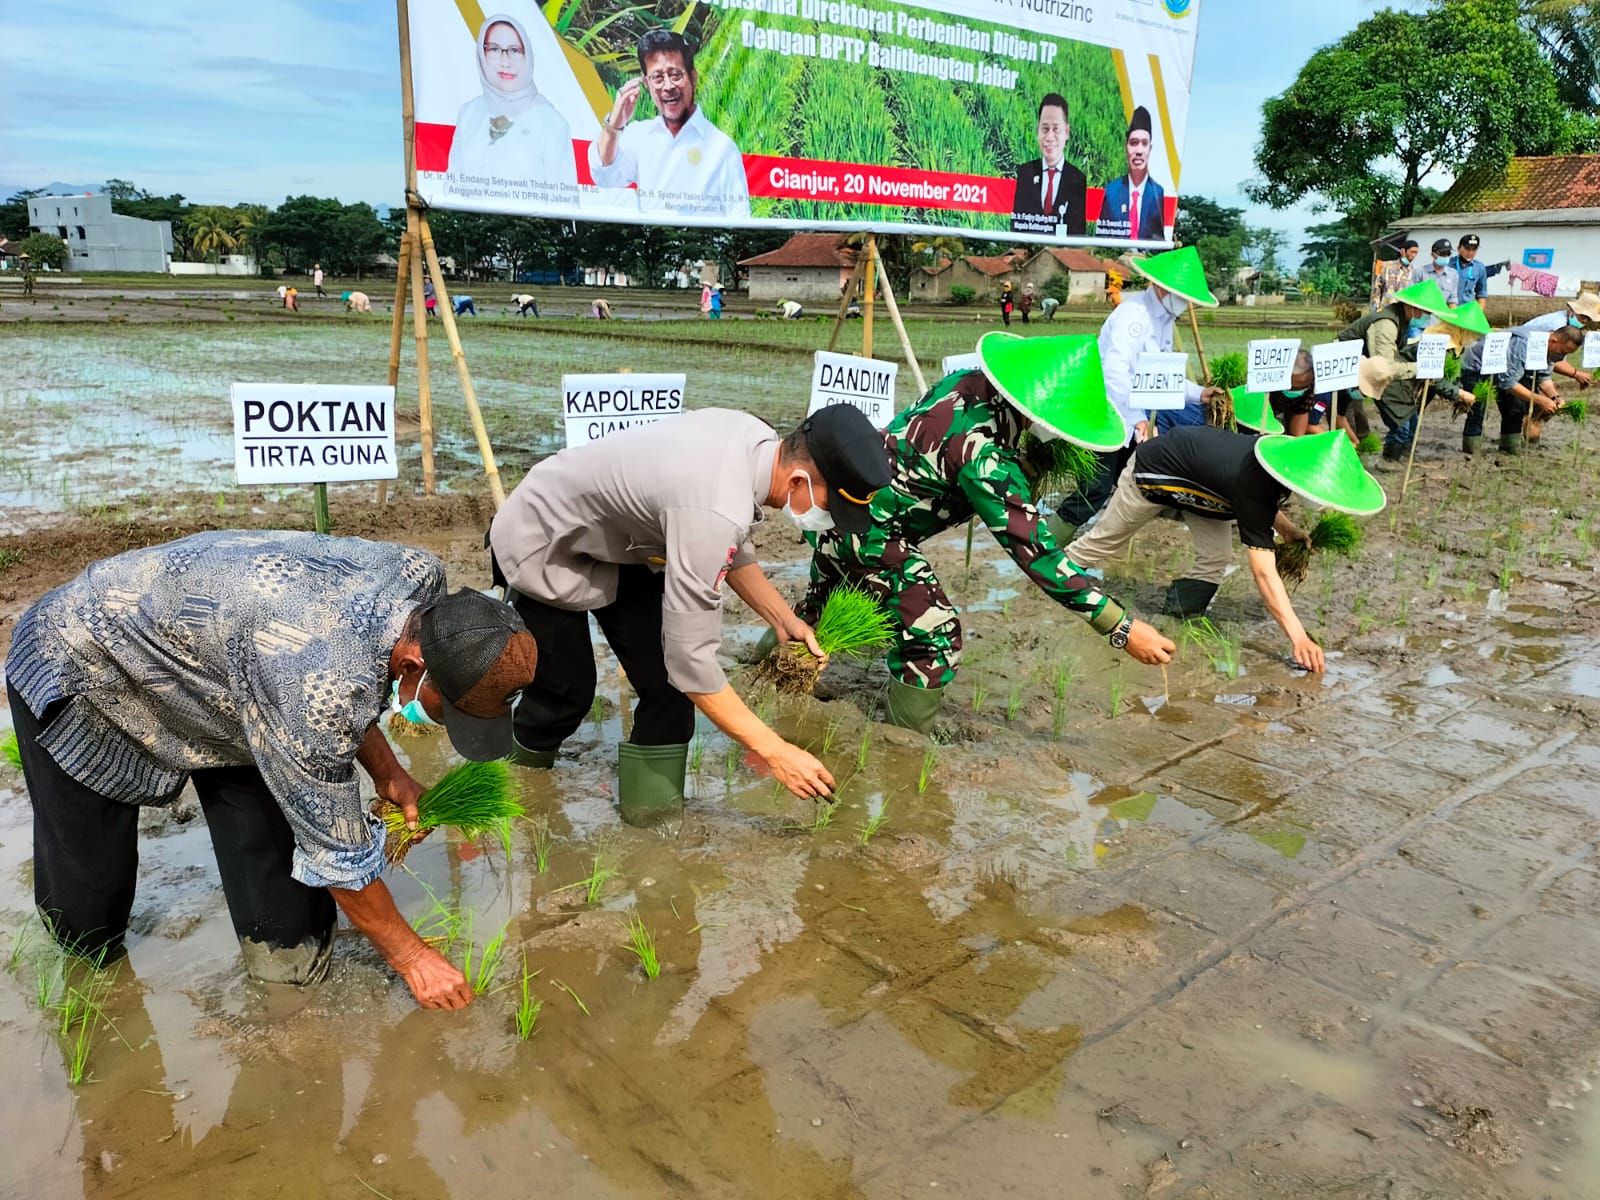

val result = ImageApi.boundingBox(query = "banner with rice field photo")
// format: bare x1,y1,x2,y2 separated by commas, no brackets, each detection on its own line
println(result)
408,0,1202,246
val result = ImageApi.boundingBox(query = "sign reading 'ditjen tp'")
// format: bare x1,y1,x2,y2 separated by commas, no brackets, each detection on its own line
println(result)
232,383,396,484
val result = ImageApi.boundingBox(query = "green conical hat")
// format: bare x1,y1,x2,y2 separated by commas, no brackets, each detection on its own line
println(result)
1129,245,1218,308
1438,299,1490,336
1254,430,1386,516
1230,387,1285,435
977,332,1128,452
1391,279,1454,319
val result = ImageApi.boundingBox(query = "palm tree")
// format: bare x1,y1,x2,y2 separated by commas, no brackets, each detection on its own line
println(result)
233,204,268,268
1522,0,1600,113
184,207,239,265
910,234,967,266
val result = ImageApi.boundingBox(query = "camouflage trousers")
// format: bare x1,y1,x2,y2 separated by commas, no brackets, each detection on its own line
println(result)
802,527,962,689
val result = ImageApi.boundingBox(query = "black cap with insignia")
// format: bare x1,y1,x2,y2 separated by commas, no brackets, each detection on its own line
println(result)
801,404,893,534
1459,233,1480,248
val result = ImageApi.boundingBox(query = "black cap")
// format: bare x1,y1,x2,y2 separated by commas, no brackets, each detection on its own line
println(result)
419,590,538,761
801,404,892,535
1460,233,1479,248
1431,238,1452,255
1128,105,1152,137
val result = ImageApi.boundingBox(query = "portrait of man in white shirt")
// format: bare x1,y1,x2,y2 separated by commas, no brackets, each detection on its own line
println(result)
589,30,751,220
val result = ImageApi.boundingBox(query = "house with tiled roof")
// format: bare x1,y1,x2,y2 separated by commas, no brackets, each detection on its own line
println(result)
911,246,1109,304
738,234,860,302
1389,155,1600,302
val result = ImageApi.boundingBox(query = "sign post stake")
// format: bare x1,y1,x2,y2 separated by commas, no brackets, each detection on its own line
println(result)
406,208,437,494
827,258,866,353
875,245,927,395
1186,301,1211,384
377,229,412,507
1401,382,1432,500
862,235,878,359
313,483,331,534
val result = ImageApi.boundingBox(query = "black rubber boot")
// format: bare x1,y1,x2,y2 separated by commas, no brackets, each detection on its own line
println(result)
884,678,945,735
1381,442,1407,463
617,742,688,826
1163,578,1219,618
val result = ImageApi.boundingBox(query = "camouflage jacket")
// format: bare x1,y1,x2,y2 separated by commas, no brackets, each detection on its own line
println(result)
824,370,1126,634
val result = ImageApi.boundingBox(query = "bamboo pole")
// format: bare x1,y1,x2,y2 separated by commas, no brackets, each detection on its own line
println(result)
1186,301,1211,383
827,258,865,353
874,243,926,394
1400,381,1432,500
378,231,412,506
406,207,436,495
417,215,506,507
862,234,877,359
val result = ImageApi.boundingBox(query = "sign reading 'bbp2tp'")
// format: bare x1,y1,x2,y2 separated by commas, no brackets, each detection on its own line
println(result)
809,352,898,429
562,374,685,447
1312,340,1363,393
232,383,396,484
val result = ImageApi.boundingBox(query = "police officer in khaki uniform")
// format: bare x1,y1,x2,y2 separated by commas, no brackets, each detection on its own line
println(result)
490,405,891,823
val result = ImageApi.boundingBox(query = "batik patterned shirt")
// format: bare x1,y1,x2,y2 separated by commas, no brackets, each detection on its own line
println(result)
6,531,445,890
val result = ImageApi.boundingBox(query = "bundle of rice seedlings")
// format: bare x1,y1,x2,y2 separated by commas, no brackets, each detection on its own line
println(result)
377,760,523,865
1,731,19,770
1356,433,1384,455
1203,388,1236,428
1018,433,1100,496
1275,512,1364,586
757,585,895,695
1548,397,1587,422
1206,351,1247,390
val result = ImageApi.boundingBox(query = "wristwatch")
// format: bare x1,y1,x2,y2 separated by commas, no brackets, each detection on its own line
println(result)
1108,614,1133,650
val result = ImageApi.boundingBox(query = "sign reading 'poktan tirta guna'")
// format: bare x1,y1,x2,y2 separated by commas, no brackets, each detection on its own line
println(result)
232,384,397,484
406,0,1203,248
562,373,686,446
809,351,898,428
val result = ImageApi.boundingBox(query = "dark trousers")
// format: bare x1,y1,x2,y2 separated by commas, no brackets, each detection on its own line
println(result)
1054,439,1135,528
1462,380,1527,438
506,564,696,751
9,689,334,970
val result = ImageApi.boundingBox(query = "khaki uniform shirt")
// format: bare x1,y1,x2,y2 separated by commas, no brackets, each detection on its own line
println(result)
490,409,776,695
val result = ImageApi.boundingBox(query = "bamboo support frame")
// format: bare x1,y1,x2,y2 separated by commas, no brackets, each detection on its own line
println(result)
1401,381,1432,500
377,230,412,506
406,207,436,495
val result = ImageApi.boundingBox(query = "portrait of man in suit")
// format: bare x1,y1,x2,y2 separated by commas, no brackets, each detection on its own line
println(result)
1100,106,1166,242
1010,93,1087,237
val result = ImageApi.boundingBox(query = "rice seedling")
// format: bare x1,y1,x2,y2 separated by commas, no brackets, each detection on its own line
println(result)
970,678,988,713
917,746,937,794
1006,683,1025,722
624,914,661,979
1051,659,1075,737
552,978,590,1016
1275,513,1363,586
514,953,542,1040
724,743,739,791
784,797,837,833
590,696,606,727
689,734,705,778
1019,434,1100,496
822,718,842,754
1182,618,1242,678
7,922,35,973
529,819,553,874
1,730,19,770
406,870,465,955
1357,433,1384,456
757,586,895,694
856,727,871,770
1550,397,1587,422
460,917,509,994
1108,669,1126,718
857,797,891,845
379,760,524,865
568,854,619,907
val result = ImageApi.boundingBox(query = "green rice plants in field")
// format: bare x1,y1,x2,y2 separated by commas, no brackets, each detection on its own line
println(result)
689,734,705,777
590,696,605,728
7,922,36,973
1357,433,1384,455
1108,669,1126,718
1,730,18,770
1051,659,1076,737
857,727,871,770
552,978,590,1016
529,819,553,874
857,797,891,845
724,743,739,791
458,914,509,995
1550,397,1587,422
1183,618,1242,678
380,761,524,865
1006,682,1025,722
759,585,894,694
917,746,937,794
822,718,842,754
624,914,661,979
514,953,542,1040
1019,434,1100,497
970,677,988,714
407,870,465,956
570,855,619,907
1205,351,1247,390
1276,512,1363,585
785,797,837,833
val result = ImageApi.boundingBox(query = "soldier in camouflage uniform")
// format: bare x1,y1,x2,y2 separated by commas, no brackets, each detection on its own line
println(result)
800,334,1175,732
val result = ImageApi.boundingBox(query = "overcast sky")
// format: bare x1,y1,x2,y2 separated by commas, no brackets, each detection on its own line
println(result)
2,1,1383,261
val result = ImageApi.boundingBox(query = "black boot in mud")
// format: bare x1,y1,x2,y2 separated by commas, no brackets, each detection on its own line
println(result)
1162,578,1219,618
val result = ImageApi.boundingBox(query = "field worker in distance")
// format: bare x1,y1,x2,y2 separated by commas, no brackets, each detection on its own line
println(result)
1452,321,1585,455
489,405,892,822
448,13,578,200
1040,294,1060,321
510,292,539,317
4,532,538,1010
797,335,1176,734
590,30,750,220
344,290,372,313
1338,278,1483,462
313,262,326,297
1065,427,1390,671
779,299,804,319
454,295,476,316
709,286,723,318
1056,246,1225,531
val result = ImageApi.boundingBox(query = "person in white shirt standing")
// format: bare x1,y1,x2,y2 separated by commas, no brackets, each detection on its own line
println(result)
590,30,751,221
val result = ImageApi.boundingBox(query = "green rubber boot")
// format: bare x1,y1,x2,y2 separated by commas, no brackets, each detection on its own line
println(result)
1461,435,1482,456
884,678,945,734
753,627,780,663
509,737,557,769
1499,433,1525,455
617,742,688,826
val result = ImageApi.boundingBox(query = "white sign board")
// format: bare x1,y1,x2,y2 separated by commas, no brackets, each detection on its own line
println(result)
1585,332,1600,370
232,383,396,485
562,374,685,447
1481,332,1511,375
1413,335,1450,382
1246,339,1301,393
1523,332,1549,372
809,352,898,429
1312,340,1363,393
941,353,982,378
1131,352,1190,412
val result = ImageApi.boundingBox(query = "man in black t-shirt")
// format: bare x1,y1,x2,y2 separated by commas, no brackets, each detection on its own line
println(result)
1064,425,1367,673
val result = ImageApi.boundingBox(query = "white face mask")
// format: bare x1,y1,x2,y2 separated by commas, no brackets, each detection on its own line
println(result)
781,470,835,533
1159,290,1189,317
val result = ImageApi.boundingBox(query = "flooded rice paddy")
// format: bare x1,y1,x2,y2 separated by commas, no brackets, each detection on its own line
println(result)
3,313,1600,1198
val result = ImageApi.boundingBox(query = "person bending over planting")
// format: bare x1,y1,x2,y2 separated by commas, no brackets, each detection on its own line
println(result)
1450,321,1584,454
4,531,537,1010
794,334,1175,734
1064,427,1388,673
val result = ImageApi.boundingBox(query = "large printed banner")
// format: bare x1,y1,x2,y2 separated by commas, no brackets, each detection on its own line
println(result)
408,0,1201,246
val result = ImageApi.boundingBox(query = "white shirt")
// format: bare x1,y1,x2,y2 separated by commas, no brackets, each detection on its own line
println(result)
1098,288,1203,440
781,300,802,318
589,106,750,220
448,93,579,204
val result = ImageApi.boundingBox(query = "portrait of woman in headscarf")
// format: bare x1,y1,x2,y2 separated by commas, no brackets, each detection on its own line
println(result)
446,13,579,200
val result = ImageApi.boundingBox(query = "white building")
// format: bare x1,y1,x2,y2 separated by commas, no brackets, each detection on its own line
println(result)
28,192,172,273
1394,155,1599,302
